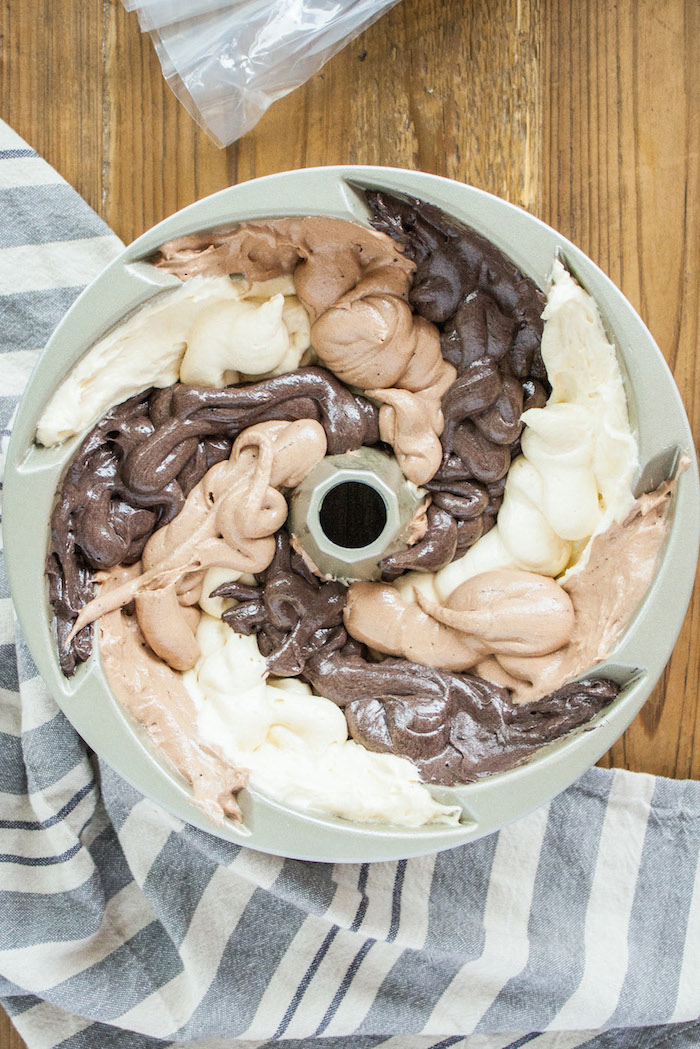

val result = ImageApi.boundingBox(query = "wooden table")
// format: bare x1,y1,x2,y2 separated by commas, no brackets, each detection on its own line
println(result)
1,1,698,1045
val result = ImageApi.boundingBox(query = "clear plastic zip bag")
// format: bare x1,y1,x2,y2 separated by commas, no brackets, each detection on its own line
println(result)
123,1,237,31
124,0,401,146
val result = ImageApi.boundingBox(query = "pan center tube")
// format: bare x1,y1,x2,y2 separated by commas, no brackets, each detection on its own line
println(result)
287,447,427,582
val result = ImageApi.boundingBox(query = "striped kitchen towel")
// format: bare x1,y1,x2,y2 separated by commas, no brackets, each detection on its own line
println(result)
0,118,699,1049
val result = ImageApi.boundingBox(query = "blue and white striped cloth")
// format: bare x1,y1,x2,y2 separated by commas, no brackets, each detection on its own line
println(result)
1,119,699,1049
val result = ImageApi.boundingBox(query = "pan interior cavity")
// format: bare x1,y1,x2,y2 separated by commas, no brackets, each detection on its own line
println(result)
319,481,388,549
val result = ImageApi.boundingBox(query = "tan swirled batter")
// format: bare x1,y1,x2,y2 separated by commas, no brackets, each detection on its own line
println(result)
345,570,575,671
473,478,676,702
156,217,454,484
98,565,248,824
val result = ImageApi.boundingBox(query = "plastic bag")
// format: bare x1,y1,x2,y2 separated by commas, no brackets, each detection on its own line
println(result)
124,0,402,147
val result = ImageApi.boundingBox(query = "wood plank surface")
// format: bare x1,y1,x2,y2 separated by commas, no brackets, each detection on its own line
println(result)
0,0,698,1044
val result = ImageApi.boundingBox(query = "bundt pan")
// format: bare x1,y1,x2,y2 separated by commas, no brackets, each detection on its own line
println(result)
4,167,699,862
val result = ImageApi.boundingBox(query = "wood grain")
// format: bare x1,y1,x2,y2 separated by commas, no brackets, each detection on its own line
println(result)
541,0,700,777
0,0,698,1043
